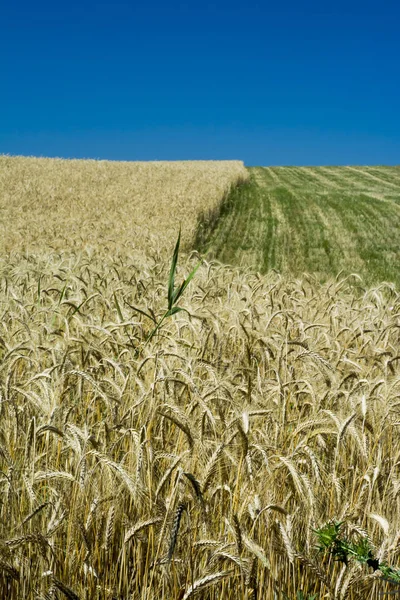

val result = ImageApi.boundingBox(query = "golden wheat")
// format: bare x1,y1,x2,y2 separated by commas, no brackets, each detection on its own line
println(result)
0,155,247,256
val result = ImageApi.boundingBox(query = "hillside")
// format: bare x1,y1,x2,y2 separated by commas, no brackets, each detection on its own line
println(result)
0,155,247,256
195,166,400,287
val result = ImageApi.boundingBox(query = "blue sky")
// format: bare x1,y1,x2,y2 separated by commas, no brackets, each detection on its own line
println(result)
1,0,399,165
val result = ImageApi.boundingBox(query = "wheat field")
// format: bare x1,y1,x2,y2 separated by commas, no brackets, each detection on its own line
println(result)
0,156,248,255
1,156,400,599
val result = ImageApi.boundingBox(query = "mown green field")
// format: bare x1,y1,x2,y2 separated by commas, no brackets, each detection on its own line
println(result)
195,166,400,287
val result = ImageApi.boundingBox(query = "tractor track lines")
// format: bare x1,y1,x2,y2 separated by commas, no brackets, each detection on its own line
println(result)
345,166,400,190
195,166,400,287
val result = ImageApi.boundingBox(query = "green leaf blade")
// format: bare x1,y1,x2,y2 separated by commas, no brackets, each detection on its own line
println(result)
168,227,181,310
172,260,202,305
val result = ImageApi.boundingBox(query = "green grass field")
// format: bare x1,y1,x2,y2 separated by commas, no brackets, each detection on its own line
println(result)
195,166,400,287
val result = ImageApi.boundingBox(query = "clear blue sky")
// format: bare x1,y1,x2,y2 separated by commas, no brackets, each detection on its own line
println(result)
1,0,399,165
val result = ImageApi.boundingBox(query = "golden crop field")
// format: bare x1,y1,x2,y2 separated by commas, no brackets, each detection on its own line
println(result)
0,156,248,256
1,156,400,600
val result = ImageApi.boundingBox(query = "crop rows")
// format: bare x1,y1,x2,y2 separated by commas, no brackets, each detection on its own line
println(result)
196,166,400,287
